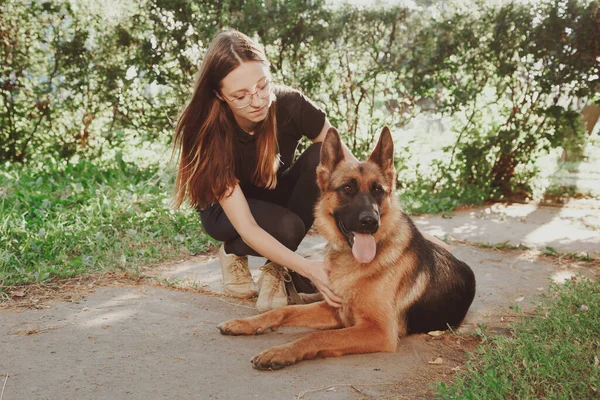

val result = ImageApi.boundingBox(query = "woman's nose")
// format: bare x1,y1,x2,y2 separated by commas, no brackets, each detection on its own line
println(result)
249,93,263,108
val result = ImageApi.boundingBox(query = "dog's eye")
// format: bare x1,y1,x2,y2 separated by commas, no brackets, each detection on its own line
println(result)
373,186,385,196
342,184,354,194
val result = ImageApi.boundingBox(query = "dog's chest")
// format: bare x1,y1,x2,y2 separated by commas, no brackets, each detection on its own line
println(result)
329,270,361,326
328,254,399,328
330,269,374,327
330,269,360,299
328,250,379,294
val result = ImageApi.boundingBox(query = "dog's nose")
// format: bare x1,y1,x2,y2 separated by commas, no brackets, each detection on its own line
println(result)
359,212,379,232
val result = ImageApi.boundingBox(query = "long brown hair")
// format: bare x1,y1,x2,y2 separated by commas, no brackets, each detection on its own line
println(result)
172,30,279,209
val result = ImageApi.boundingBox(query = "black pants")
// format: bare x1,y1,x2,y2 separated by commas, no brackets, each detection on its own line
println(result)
199,142,322,293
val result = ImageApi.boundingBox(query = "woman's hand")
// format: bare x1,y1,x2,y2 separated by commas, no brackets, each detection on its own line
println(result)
301,259,342,308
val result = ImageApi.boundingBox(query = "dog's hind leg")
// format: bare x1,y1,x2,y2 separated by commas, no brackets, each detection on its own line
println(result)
218,301,342,336
250,321,397,370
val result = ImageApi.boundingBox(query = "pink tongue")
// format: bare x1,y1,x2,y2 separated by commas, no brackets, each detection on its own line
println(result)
352,233,377,263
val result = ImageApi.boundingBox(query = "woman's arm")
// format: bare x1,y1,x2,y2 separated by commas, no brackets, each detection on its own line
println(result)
219,183,342,307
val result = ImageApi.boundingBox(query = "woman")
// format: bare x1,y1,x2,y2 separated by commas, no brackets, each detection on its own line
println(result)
172,30,351,312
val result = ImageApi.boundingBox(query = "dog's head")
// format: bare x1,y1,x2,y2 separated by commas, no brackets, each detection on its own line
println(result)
315,126,397,264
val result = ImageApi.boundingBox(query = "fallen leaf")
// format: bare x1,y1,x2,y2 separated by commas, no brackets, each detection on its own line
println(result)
594,356,599,367
428,330,444,337
515,296,525,302
429,357,443,365
451,366,461,372
11,291,26,297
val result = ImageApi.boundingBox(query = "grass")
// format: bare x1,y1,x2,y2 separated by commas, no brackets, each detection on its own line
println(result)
472,241,596,263
436,278,600,399
543,246,594,262
474,240,530,251
0,158,212,288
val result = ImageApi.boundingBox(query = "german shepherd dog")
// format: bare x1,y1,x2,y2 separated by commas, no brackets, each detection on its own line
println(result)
218,127,476,370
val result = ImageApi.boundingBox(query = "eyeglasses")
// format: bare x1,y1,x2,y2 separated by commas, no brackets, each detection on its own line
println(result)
222,80,274,109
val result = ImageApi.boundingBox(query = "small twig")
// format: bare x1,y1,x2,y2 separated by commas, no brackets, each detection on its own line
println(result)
1,374,8,400
350,385,364,395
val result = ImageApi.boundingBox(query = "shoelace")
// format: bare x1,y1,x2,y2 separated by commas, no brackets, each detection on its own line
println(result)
259,264,291,292
228,258,251,282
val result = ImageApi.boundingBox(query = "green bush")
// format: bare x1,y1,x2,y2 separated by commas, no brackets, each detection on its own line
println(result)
1,0,598,202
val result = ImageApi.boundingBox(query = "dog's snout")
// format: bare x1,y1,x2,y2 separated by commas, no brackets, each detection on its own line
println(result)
359,212,379,232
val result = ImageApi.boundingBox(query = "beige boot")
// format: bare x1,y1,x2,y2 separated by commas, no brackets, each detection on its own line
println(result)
256,262,289,313
219,245,257,299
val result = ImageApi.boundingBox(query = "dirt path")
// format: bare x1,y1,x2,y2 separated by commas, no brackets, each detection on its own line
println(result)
1,201,598,399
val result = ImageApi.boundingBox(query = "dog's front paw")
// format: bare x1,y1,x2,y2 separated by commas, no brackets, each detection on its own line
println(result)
251,346,297,370
218,318,264,336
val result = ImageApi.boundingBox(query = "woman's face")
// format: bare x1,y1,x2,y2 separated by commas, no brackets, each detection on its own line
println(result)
219,61,273,130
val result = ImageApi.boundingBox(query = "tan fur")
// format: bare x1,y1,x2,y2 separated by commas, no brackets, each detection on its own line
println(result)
218,127,438,371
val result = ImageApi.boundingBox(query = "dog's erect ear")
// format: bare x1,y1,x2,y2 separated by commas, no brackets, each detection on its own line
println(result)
368,126,394,172
319,128,344,171
317,128,344,191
